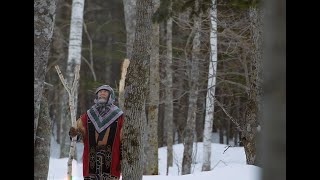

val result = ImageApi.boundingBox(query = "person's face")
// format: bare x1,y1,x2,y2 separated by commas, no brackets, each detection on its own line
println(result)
97,89,110,103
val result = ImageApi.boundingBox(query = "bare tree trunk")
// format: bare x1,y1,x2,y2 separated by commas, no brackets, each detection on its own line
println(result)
173,12,189,145
143,99,148,174
219,128,224,144
182,2,201,174
174,77,188,144
60,93,71,157
57,1,85,178
218,93,224,144
242,100,259,164
122,0,137,60
261,0,286,179
105,16,113,84
226,100,231,145
234,96,241,146
158,21,166,147
145,0,160,175
164,0,174,173
242,5,263,165
59,0,85,162
34,0,57,146
121,0,153,179
202,0,217,171
34,94,52,180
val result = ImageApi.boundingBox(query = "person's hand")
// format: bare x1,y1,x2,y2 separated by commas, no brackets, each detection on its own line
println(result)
69,127,78,138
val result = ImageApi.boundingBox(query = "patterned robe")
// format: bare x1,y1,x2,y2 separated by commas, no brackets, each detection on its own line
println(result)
76,113,123,180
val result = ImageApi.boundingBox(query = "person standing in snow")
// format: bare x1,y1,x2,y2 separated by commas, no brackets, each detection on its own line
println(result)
69,84,124,180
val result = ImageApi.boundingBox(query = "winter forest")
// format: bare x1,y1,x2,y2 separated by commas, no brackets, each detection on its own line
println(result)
34,0,285,180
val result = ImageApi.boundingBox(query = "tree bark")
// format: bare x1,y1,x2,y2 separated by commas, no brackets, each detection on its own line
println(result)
182,1,202,174
34,94,52,180
34,0,57,146
59,0,85,162
122,0,137,60
164,0,174,172
145,0,160,175
202,0,217,170
121,0,153,179
242,5,263,165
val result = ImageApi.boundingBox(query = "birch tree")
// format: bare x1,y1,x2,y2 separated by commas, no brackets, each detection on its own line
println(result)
145,0,161,175
261,0,286,179
202,0,217,171
121,0,153,179
59,0,85,158
182,0,202,174
34,0,57,146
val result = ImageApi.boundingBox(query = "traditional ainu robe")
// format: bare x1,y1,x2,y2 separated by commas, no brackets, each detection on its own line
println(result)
77,112,123,180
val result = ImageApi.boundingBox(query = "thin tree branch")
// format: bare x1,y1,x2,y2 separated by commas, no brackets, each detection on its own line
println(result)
216,78,249,91
81,56,97,81
214,97,244,132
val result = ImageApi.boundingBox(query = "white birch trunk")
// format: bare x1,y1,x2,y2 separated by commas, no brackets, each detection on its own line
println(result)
165,1,174,174
202,0,217,171
62,0,85,179
66,0,84,71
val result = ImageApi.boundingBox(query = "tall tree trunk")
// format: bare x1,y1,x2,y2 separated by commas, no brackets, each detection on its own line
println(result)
34,94,52,180
60,0,85,159
143,98,149,174
165,0,174,173
48,0,70,145
242,5,263,165
182,1,201,174
158,21,166,147
173,11,189,145
226,100,231,145
261,0,286,179
234,96,241,146
202,0,217,170
55,85,63,144
145,0,160,175
60,94,71,157
121,0,153,179
52,26,66,144
174,70,188,144
105,12,113,84
122,0,137,60
34,0,57,146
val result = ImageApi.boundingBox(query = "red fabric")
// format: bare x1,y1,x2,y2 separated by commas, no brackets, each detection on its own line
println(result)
111,115,123,176
80,114,89,176
80,113,123,177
